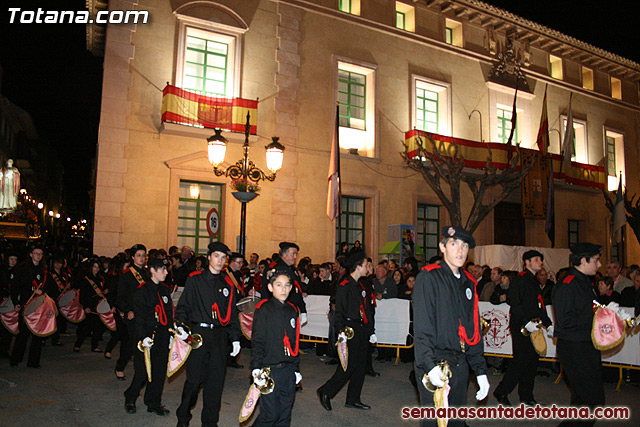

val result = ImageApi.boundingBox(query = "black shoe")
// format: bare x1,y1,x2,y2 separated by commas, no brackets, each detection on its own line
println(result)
296,384,303,392
345,402,371,410
27,364,41,369
115,370,126,381
176,422,189,427
521,399,538,407
325,358,338,365
365,369,380,377
104,351,112,359
147,406,170,416
125,401,136,414
91,347,102,353
493,391,511,406
317,387,332,411
227,360,244,369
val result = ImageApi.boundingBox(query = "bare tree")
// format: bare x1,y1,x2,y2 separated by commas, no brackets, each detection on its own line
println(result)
402,134,535,233
601,187,640,245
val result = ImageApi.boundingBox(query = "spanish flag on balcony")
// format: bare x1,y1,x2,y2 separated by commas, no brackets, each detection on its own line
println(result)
161,85,258,134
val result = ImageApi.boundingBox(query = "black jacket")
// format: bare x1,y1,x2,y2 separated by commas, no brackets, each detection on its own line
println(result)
175,268,241,342
134,280,174,341
11,261,46,306
263,259,307,314
250,297,300,371
508,269,552,329
117,265,148,314
413,263,487,376
552,267,597,341
334,275,375,340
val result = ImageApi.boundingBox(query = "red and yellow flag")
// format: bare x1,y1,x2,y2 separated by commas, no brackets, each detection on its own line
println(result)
161,85,258,134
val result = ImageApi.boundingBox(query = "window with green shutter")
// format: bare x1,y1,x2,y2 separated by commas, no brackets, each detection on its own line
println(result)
183,35,228,97
417,204,439,261
338,70,366,130
336,196,365,253
178,181,223,255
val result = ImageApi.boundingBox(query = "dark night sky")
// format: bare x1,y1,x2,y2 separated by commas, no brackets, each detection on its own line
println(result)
0,0,637,216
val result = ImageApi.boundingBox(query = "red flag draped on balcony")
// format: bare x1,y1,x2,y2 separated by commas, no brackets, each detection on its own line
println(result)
536,85,549,155
161,85,258,134
327,105,342,220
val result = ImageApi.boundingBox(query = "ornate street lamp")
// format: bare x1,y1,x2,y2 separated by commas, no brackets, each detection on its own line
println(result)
207,112,284,255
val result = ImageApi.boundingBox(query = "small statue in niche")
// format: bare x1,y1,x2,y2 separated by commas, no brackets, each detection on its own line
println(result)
0,159,21,211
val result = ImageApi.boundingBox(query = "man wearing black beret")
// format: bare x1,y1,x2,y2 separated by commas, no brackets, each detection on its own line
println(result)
493,249,552,406
552,243,604,419
413,226,489,427
265,242,307,323
175,241,241,427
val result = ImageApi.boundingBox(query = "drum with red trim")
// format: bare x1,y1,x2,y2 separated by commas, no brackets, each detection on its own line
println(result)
0,296,14,313
0,297,19,335
57,289,76,308
24,294,58,337
96,298,111,314
23,294,46,316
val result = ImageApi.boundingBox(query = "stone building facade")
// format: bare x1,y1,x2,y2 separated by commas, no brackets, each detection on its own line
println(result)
92,0,640,266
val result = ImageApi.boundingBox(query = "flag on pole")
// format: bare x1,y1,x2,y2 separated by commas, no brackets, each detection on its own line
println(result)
506,86,518,163
544,158,555,247
327,104,342,220
562,94,575,170
535,85,549,155
611,176,626,243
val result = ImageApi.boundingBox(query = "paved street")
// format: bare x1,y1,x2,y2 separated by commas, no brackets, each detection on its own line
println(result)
1,331,639,426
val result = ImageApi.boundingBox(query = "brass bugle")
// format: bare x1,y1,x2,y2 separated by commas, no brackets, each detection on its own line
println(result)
481,316,491,335
421,360,452,393
137,337,154,352
521,318,542,337
170,321,203,350
257,367,275,394
334,326,355,346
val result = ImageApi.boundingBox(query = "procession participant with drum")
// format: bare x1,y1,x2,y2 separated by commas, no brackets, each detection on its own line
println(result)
317,251,375,411
265,243,307,324
10,243,48,368
249,269,301,426
175,241,241,427
123,257,173,416
0,251,19,357
116,244,148,380
412,226,489,427
104,254,129,360
46,256,70,345
74,258,109,352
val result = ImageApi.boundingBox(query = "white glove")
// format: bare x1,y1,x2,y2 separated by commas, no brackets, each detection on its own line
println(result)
252,369,266,387
175,326,189,340
525,321,540,333
606,301,620,311
142,337,153,348
427,365,446,388
546,325,554,338
337,332,347,344
230,341,241,357
300,313,308,325
295,372,302,384
369,334,377,344
476,374,490,400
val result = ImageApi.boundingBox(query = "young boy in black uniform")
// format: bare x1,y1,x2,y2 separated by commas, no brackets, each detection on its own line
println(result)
251,269,301,426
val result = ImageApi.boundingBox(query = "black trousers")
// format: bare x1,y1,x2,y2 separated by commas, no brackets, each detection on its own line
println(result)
415,352,469,427
254,363,296,426
10,316,43,366
116,317,135,372
0,322,13,356
321,327,367,404
50,313,66,343
494,325,539,402
557,339,604,426
105,312,125,353
124,329,170,409
177,326,229,427
74,313,103,350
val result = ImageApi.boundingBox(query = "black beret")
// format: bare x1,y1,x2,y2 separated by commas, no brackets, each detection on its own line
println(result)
346,251,366,271
147,257,168,270
570,242,602,258
229,252,244,260
279,242,300,252
522,249,544,262
441,226,475,248
207,241,231,256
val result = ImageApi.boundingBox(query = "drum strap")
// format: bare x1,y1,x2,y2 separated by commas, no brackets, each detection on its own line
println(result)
51,272,65,291
86,278,106,299
226,271,245,296
130,268,145,286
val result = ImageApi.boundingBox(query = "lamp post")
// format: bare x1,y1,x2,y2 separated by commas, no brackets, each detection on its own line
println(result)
207,111,284,255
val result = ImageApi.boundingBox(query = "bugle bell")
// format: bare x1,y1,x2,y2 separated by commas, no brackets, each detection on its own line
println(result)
171,320,203,350
137,337,154,352
481,316,491,335
422,360,452,393
256,367,275,394
521,318,542,337
335,326,354,345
